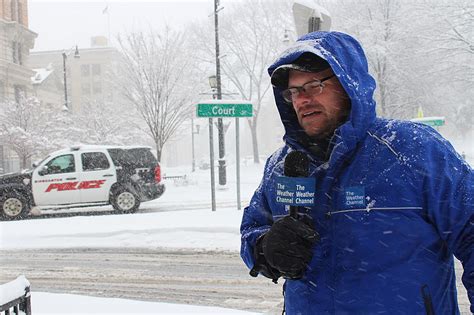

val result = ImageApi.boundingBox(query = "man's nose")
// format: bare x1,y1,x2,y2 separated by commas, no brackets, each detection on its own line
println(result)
292,92,311,110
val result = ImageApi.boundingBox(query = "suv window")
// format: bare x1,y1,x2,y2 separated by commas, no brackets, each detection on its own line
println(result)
127,148,157,168
81,152,110,171
108,148,157,168
108,148,133,168
45,154,75,174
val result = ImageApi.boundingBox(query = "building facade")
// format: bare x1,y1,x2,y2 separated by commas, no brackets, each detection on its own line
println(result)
0,0,37,173
28,37,121,114
0,0,36,102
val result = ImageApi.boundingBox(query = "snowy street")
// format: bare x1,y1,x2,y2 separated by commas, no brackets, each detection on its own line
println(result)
0,248,283,313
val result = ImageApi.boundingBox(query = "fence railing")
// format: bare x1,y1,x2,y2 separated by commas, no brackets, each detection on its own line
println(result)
0,276,31,315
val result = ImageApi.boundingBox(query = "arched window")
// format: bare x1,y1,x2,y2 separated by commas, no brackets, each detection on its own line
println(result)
10,0,19,21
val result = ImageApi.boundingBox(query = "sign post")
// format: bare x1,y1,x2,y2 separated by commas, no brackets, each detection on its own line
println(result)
208,117,216,212
197,100,253,211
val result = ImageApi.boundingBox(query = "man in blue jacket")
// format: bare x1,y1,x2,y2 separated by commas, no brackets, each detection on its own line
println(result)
240,31,473,314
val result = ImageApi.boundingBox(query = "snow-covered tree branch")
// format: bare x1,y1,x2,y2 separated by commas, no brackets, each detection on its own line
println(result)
117,27,200,161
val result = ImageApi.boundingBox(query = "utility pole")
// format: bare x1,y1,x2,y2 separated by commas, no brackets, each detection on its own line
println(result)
191,117,200,172
62,45,80,111
213,0,226,187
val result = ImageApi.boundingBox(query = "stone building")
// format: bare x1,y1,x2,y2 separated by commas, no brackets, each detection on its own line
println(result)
28,37,121,114
0,0,37,173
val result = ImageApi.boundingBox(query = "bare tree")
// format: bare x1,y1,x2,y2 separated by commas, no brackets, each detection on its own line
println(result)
218,0,292,163
75,100,147,146
325,0,473,125
326,0,420,119
0,97,77,169
411,0,473,135
117,27,199,161
190,0,292,164
414,0,473,80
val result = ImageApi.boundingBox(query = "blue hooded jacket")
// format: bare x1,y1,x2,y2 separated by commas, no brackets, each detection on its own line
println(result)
240,31,473,314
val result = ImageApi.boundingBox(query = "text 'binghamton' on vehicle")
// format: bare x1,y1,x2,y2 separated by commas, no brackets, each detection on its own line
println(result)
0,145,165,220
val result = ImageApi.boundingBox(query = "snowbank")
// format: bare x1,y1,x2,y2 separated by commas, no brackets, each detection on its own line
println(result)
0,275,30,305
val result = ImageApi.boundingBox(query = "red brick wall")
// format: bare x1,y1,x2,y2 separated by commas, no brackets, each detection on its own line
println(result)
2,0,12,21
0,0,5,20
20,0,28,27
1,0,28,27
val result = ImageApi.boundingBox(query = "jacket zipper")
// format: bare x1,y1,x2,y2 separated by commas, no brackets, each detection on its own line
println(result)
421,285,435,315
327,206,423,216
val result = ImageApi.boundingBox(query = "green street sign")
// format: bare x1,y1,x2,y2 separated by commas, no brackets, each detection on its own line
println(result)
197,102,253,118
411,117,445,127
423,119,445,127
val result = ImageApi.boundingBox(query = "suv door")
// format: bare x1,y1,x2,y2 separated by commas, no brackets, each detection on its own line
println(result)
32,153,81,206
79,151,116,203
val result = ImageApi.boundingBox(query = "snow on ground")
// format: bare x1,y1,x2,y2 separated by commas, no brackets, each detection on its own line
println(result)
32,292,259,315
0,279,258,315
0,207,244,251
0,163,265,314
0,162,265,251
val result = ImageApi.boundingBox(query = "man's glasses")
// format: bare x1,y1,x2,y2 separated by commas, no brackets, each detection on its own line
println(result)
281,74,335,103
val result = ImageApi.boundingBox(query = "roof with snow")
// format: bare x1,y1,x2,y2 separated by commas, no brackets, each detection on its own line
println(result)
31,68,54,85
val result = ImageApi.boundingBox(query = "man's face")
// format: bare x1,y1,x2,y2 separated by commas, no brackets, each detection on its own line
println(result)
287,69,351,139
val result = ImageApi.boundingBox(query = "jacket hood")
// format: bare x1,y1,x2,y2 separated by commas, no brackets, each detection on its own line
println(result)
268,31,377,156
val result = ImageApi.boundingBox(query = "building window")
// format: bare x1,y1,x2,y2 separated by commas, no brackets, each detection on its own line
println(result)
17,1,23,24
11,42,22,65
17,43,23,65
12,42,18,63
13,85,25,103
81,64,90,76
81,82,91,95
92,64,101,76
92,82,102,94
10,0,19,21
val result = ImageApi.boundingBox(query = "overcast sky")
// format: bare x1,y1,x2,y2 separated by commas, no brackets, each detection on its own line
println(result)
29,0,226,51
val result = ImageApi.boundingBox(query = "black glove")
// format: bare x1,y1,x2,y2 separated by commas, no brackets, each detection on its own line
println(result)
261,214,319,279
249,235,282,283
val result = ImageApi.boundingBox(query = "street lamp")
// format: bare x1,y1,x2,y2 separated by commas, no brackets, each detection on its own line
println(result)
212,0,227,187
62,45,80,111
208,75,217,92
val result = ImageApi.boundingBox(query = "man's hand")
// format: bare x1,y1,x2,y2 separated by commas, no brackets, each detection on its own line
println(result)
261,215,319,279
249,236,282,283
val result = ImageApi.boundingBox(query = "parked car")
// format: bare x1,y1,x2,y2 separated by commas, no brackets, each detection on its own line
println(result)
0,145,165,220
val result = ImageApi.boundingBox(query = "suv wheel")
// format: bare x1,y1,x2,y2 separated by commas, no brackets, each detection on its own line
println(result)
1,193,30,220
111,187,140,213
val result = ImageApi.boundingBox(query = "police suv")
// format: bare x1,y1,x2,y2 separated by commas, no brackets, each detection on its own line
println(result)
0,145,165,220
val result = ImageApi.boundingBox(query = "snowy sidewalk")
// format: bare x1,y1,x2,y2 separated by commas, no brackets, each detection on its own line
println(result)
30,292,260,315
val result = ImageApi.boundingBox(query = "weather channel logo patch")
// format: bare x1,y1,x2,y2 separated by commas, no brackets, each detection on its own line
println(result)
344,186,366,208
275,176,316,207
